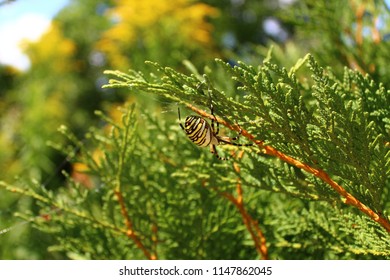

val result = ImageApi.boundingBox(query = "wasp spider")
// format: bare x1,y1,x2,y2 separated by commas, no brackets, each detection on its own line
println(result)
178,102,252,160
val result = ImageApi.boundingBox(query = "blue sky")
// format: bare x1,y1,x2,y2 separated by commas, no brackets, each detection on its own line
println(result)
0,0,69,70
0,0,69,25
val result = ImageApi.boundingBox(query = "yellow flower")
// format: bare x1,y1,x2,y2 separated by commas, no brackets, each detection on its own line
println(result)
97,0,219,69
23,22,76,73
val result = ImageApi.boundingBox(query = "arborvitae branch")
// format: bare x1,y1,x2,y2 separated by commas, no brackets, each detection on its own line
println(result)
112,105,156,259
0,181,122,235
229,150,268,259
2,53,388,259
103,53,390,235
184,101,390,233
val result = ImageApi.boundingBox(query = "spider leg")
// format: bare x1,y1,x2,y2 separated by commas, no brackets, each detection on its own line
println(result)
209,95,219,135
210,144,228,160
218,138,253,147
215,114,220,135
210,104,220,135
178,107,185,130
217,127,253,147
228,127,243,141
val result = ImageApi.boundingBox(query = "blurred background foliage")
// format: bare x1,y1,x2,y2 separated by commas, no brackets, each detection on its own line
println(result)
0,0,389,259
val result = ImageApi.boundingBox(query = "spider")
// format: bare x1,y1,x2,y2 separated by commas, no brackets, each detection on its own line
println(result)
178,99,252,160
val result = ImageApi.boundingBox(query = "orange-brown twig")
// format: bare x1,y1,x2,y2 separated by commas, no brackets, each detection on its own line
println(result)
221,150,269,259
151,223,159,259
220,190,268,259
186,103,390,233
114,190,157,260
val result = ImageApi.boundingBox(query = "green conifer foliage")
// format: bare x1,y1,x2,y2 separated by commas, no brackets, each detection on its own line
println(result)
2,53,388,259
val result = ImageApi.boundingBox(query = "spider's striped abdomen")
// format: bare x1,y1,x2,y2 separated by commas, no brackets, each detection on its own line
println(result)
184,116,213,147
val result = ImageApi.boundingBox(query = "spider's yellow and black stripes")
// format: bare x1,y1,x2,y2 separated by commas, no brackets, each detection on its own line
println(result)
178,104,252,160
182,115,214,147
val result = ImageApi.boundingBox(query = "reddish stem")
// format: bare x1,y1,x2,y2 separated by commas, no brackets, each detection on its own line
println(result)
186,103,390,233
